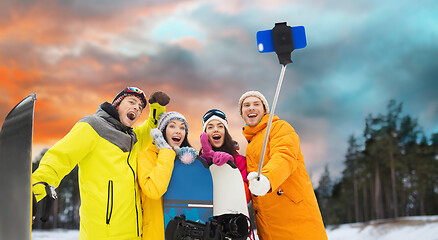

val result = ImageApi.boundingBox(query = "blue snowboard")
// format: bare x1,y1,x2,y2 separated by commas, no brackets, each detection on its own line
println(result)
163,156,213,230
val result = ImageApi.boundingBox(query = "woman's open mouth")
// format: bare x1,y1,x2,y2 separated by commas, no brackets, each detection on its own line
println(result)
212,135,221,140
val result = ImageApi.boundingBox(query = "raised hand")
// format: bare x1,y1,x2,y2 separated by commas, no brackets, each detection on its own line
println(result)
150,128,171,150
200,132,213,159
148,91,170,106
200,132,233,166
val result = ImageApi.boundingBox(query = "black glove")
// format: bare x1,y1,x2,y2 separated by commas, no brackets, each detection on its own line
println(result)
32,182,58,223
148,91,170,106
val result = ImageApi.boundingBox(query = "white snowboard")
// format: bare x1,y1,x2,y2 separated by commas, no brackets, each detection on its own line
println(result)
209,162,249,218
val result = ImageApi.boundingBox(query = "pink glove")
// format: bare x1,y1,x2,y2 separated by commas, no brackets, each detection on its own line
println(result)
200,132,233,166
200,133,214,159
212,151,233,166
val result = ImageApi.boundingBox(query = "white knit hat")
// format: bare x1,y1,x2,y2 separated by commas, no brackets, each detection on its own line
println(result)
238,91,269,115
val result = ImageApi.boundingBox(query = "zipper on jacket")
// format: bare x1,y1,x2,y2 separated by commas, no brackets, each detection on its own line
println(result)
126,134,140,236
153,109,157,125
106,180,114,224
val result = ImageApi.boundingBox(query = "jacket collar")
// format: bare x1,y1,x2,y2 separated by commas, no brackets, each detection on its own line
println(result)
242,114,280,141
97,102,132,133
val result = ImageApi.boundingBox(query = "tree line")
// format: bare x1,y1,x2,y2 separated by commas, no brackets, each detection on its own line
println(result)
316,100,438,225
32,149,80,229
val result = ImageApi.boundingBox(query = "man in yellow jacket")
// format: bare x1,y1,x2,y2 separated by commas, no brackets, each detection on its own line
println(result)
239,91,327,240
32,87,169,240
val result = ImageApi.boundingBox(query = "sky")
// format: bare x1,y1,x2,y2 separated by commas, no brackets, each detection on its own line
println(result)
0,0,437,185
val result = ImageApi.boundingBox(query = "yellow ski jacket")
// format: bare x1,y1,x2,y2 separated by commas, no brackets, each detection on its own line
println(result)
243,114,327,240
32,102,165,240
137,144,176,240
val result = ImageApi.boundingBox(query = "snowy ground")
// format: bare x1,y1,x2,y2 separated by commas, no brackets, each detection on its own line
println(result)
32,215,438,240
326,215,438,240
32,229,79,240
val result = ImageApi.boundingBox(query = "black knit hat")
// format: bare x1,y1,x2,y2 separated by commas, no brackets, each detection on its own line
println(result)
112,87,147,109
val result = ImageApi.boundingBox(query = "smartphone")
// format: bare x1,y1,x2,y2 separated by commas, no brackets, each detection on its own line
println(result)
256,26,307,53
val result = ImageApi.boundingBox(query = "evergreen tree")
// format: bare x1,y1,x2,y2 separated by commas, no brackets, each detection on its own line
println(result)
343,135,362,222
328,99,438,225
316,164,332,224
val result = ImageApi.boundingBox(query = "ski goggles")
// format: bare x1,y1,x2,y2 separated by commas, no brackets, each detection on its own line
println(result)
127,87,146,102
202,109,227,124
112,87,147,109
127,87,145,97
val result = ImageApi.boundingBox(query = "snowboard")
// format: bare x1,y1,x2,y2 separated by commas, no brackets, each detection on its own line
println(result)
0,93,36,240
210,162,249,218
210,161,252,239
163,156,214,230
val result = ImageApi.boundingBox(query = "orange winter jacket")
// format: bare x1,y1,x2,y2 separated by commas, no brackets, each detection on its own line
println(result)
243,114,327,240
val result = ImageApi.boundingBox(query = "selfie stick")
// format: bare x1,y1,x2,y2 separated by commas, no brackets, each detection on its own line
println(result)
257,64,287,180
257,22,295,180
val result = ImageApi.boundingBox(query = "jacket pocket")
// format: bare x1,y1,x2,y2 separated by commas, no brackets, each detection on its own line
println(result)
281,177,304,204
283,188,304,204
106,180,114,224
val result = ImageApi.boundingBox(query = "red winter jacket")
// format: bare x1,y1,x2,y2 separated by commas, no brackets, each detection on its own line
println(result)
235,152,251,203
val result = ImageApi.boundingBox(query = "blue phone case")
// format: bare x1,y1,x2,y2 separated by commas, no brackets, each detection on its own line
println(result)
256,26,307,53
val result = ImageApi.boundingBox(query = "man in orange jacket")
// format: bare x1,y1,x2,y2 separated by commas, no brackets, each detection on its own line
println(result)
239,91,327,240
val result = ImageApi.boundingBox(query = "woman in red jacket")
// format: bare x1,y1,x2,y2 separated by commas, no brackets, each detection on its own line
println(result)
200,109,251,203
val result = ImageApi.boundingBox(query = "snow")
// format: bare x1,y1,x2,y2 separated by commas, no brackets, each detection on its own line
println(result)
327,215,438,240
32,229,79,240
31,215,438,240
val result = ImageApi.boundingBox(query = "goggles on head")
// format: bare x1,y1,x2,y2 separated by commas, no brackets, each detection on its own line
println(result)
127,87,145,97
126,87,146,106
202,109,227,125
